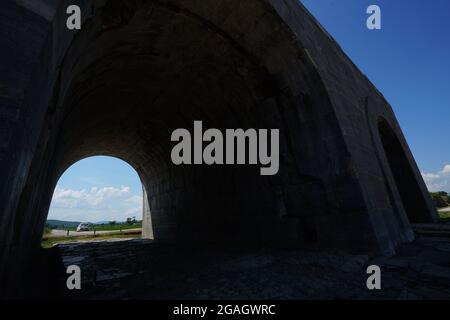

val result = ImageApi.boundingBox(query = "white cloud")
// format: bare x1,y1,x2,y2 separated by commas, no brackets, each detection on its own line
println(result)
441,165,450,174
422,173,440,180
126,195,143,205
48,185,143,222
421,164,450,192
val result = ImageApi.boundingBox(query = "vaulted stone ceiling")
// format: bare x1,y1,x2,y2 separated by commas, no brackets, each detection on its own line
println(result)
14,0,58,20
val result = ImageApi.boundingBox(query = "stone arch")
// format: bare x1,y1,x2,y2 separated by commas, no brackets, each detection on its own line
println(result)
4,0,436,297
377,117,433,224
12,0,351,252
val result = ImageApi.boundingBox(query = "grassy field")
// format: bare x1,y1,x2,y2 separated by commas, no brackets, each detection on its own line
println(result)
438,210,450,221
90,223,142,231
41,230,141,248
46,223,142,232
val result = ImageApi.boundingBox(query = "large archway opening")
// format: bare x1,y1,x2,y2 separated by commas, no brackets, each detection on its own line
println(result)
6,4,368,298
42,156,153,247
378,118,431,223
4,0,439,298
20,0,345,250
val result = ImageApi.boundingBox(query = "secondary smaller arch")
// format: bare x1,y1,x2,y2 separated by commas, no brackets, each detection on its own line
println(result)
377,117,432,223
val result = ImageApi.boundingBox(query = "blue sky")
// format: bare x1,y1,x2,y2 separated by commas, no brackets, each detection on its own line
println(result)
48,156,143,222
48,1,450,222
301,0,450,190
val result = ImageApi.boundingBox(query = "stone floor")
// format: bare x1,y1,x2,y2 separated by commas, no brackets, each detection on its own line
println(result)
54,226,450,300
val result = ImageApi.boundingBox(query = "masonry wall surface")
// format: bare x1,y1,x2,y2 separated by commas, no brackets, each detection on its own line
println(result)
0,0,436,298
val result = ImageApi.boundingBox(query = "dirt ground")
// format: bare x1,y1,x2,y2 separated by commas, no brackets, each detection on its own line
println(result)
47,228,142,238
50,226,450,300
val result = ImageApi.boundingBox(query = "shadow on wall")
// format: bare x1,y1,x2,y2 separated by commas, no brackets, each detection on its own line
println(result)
378,117,432,223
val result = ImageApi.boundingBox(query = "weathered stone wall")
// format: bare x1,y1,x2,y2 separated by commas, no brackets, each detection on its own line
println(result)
272,1,437,254
0,0,56,298
0,0,436,297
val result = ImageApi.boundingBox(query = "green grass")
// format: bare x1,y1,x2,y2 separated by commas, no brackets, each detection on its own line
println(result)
91,223,141,231
41,230,141,248
45,223,142,232
438,210,450,221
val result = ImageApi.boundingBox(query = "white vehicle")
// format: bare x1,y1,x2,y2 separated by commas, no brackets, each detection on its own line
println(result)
76,223,91,232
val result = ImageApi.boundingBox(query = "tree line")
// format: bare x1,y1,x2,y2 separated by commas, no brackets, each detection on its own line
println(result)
430,191,450,208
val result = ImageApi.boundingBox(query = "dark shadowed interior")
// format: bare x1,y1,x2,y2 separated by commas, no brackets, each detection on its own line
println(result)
378,118,431,223
17,0,354,250
0,0,438,298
